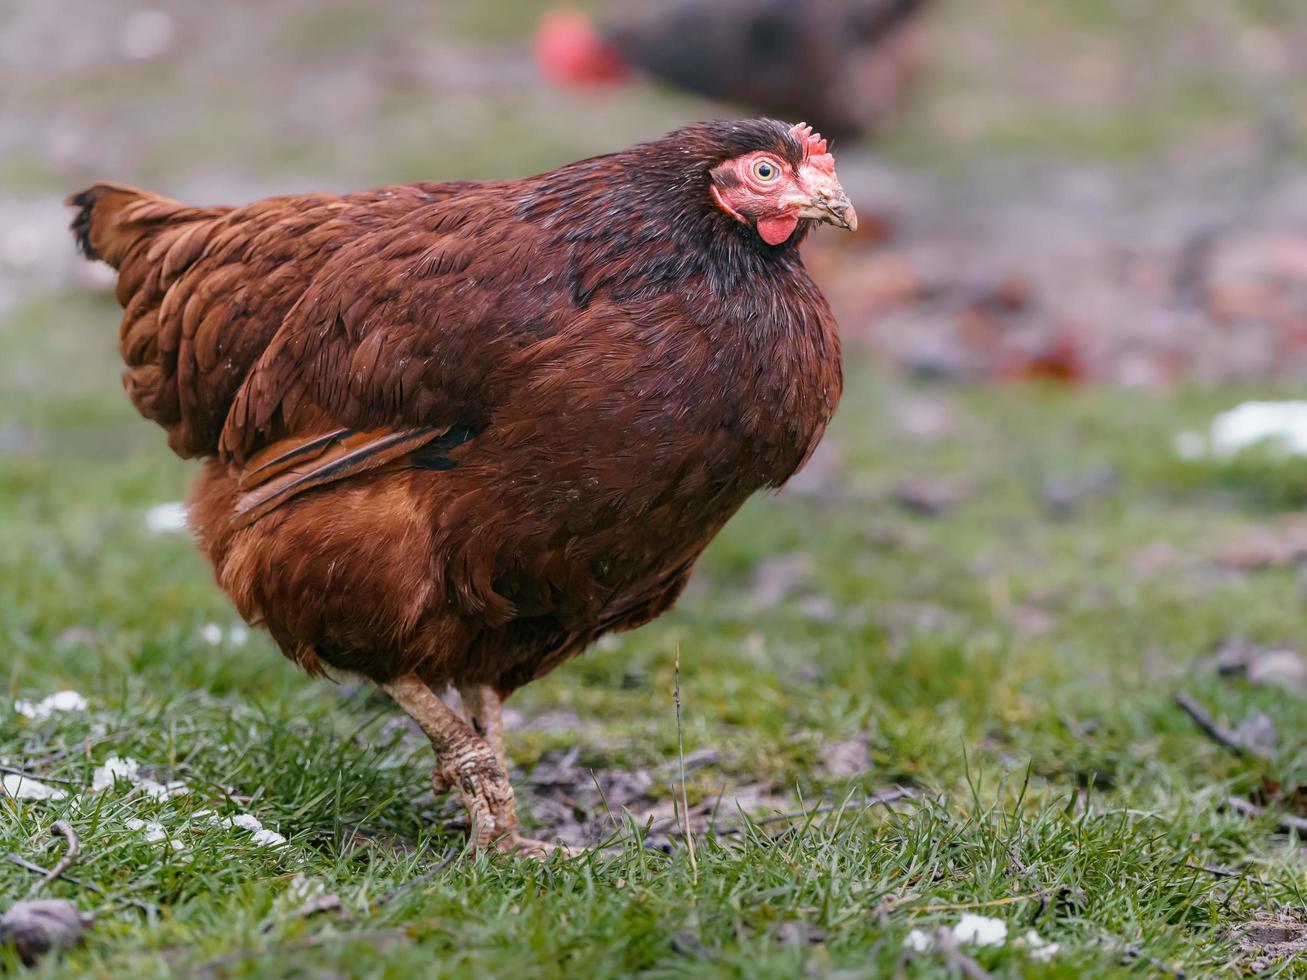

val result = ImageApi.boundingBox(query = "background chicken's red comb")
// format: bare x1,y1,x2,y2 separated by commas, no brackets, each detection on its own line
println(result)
789,122,829,160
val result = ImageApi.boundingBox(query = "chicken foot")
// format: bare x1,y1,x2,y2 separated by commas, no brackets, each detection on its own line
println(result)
384,676,564,858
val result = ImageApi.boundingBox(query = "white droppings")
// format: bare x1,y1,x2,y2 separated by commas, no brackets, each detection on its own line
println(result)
903,929,935,952
144,501,188,534
903,918,1057,960
953,914,1008,947
1017,929,1060,961
14,691,88,720
91,755,188,801
91,755,138,791
1182,401,1307,460
123,817,184,850
140,779,188,801
2,774,68,801
285,875,326,903
210,812,287,847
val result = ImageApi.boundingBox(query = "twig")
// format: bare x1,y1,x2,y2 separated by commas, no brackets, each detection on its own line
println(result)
0,764,79,786
1174,691,1269,760
371,849,458,908
673,644,698,877
909,885,1063,916
1182,860,1244,880
26,820,80,899
1223,796,1307,836
3,853,158,915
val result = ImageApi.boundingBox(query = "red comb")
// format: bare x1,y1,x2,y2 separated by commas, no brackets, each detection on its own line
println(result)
535,9,629,86
789,122,829,160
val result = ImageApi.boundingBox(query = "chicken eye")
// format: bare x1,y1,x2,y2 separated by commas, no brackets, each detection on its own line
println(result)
752,159,780,182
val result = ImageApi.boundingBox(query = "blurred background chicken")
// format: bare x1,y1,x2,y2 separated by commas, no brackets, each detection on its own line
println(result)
536,0,934,144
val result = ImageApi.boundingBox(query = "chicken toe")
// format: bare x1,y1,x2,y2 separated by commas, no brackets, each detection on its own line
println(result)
384,676,519,851
495,835,576,859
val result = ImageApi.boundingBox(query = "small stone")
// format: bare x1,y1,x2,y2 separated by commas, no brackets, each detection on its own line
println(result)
0,900,92,966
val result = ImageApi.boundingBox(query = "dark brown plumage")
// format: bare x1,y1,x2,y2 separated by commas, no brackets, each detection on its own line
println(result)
68,119,850,854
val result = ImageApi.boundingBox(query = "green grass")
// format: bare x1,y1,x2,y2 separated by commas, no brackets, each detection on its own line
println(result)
7,2,1307,974
3,288,1307,976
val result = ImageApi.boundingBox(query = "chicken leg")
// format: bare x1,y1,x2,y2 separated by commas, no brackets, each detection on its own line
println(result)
384,676,562,857
457,682,509,775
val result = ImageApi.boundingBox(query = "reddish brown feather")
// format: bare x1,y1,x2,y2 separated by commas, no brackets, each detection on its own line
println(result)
238,428,351,491
69,119,844,697
233,427,445,528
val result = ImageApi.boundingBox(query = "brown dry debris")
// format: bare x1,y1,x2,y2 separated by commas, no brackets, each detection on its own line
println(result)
520,745,797,849
518,745,914,849
1237,919,1307,973
1220,515,1307,570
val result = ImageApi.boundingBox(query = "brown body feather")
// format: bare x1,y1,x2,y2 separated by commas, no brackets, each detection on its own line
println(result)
70,120,842,697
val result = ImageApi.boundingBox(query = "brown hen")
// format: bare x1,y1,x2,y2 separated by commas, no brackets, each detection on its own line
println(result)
68,119,852,856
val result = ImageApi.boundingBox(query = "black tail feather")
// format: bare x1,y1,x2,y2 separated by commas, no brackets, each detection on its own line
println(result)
65,187,104,261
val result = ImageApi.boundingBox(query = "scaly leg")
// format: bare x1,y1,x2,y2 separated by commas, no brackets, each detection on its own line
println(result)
457,682,508,775
381,679,514,857
456,681,573,858
384,676,519,853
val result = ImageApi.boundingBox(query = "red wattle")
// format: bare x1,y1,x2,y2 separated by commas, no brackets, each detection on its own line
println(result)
756,214,799,246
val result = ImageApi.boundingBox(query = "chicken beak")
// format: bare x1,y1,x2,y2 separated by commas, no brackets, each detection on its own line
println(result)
799,190,858,233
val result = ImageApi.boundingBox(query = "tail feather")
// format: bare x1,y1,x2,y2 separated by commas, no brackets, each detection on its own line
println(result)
66,182,236,454
66,185,109,261
65,182,222,269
